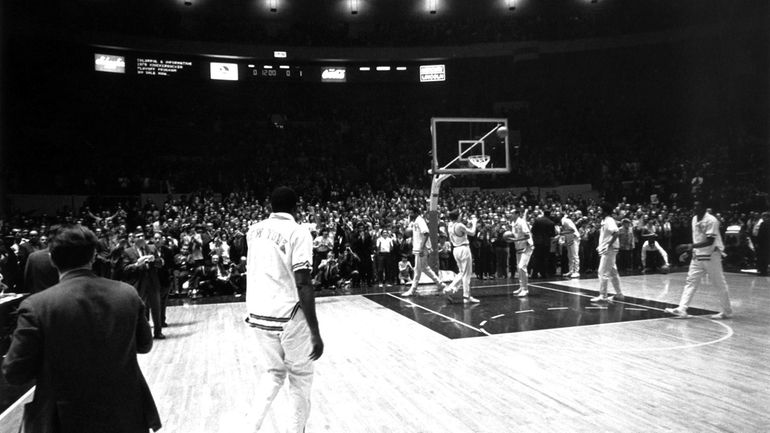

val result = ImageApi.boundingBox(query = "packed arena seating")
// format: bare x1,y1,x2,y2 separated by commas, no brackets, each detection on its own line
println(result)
1,182,767,297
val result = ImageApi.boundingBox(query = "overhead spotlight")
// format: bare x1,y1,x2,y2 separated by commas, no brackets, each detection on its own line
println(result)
269,0,277,12
507,0,516,11
350,0,359,15
428,0,437,14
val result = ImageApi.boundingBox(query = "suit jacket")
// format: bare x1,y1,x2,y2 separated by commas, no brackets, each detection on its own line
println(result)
2,269,161,433
532,217,556,246
23,248,59,294
120,244,162,296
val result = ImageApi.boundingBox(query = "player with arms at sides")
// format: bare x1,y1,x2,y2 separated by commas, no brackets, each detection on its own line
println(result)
245,186,324,433
560,211,581,278
511,207,534,297
401,205,447,297
665,200,732,319
444,209,479,303
592,202,625,303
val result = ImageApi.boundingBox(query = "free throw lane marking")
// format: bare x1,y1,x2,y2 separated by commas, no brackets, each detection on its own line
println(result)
387,293,491,336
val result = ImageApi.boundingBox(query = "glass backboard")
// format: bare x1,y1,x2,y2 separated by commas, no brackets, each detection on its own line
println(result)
431,117,510,175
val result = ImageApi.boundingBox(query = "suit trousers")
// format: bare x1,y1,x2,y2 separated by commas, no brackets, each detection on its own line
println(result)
139,286,162,336
252,309,315,433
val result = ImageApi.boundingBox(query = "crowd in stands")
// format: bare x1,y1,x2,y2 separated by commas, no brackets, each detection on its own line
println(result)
2,182,768,297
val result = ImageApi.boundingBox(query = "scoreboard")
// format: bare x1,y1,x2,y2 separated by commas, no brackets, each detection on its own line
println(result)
248,65,304,81
93,50,447,84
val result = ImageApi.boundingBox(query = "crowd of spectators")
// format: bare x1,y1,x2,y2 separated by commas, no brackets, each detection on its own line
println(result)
2,182,768,298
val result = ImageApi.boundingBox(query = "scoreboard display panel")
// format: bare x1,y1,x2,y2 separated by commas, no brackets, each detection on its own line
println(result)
247,64,304,81
92,49,448,84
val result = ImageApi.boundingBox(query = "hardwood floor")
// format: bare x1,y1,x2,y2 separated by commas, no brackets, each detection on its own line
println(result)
2,272,769,432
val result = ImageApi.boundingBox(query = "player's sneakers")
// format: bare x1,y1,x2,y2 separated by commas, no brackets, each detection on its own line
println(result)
463,296,480,304
664,307,689,318
401,288,416,297
512,288,523,295
570,272,580,278
590,295,610,303
710,312,731,320
516,290,529,298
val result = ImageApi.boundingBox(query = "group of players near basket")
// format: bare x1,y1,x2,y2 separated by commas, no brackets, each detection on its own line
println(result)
400,200,732,320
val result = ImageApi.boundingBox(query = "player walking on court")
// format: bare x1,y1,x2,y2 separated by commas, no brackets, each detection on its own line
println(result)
444,209,479,303
511,208,533,297
245,186,324,433
402,205,447,297
665,200,732,319
592,203,624,303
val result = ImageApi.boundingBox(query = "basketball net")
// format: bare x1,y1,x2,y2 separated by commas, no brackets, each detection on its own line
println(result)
468,154,491,169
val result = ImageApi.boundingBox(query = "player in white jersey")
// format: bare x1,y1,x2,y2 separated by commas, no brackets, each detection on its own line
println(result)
401,205,447,297
592,202,625,303
665,200,732,319
245,186,323,433
511,208,534,297
560,212,580,278
444,209,479,303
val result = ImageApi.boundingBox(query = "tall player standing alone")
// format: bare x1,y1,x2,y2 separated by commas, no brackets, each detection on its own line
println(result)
245,186,324,433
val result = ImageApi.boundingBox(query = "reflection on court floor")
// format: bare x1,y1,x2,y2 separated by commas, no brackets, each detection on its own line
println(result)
365,281,716,339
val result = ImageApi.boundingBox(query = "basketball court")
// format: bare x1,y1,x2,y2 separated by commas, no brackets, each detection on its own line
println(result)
1,120,768,432
1,271,769,433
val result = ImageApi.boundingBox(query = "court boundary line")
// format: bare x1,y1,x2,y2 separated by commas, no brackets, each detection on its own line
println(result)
385,293,491,336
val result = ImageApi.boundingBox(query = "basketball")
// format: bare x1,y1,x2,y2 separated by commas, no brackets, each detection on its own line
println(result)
503,230,516,243
661,264,670,274
497,126,508,138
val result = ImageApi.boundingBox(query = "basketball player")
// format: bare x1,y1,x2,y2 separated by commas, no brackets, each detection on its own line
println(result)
401,205,447,297
591,203,624,303
245,186,323,432
511,208,533,297
444,209,479,303
665,200,732,319
561,212,580,278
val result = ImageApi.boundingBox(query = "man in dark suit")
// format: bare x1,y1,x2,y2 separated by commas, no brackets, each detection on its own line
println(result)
2,224,161,433
531,210,556,279
23,247,59,294
120,231,165,339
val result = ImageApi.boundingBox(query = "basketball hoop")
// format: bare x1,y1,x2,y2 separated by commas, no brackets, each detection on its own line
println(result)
468,154,490,169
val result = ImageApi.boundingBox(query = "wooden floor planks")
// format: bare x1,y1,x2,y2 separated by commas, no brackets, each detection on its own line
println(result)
1,272,769,433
